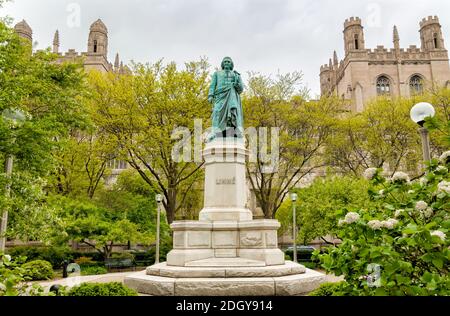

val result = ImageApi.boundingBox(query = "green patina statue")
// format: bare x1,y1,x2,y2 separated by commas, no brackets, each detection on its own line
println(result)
208,57,244,139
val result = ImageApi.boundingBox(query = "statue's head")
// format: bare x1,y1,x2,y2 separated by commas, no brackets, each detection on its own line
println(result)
221,57,234,71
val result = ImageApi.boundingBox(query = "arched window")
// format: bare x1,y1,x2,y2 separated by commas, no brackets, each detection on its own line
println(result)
409,75,424,95
376,76,391,95
354,34,359,50
433,33,439,49
93,40,98,53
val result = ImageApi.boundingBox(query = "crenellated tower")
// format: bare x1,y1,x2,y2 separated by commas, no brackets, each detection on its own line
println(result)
420,16,445,51
320,15,450,112
343,17,365,55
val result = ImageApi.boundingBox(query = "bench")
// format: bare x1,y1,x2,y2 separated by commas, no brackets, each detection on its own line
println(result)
104,258,135,271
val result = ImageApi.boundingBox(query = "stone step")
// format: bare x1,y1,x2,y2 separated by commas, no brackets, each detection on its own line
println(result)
125,267,325,296
147,261,306,278
185,257,266,267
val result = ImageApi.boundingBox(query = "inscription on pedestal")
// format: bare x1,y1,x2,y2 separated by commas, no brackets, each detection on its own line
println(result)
216,177,236,185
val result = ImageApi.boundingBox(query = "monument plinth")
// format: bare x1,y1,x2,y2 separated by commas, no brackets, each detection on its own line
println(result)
124,58,325,296
166,138,285,267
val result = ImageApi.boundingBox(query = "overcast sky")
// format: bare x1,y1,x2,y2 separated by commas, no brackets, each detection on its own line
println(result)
2,0,450,97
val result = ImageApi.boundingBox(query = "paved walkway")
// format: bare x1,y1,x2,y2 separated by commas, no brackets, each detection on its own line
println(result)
38,271,136,290
38,269,344,292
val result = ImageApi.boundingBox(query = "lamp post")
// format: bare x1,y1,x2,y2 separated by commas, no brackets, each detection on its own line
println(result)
1,109,26,252
290,192,298,263
410,102,436,163
155,194,163,264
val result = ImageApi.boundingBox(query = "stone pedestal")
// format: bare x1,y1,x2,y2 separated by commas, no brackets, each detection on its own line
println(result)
124,138,325,296
199,138,253,221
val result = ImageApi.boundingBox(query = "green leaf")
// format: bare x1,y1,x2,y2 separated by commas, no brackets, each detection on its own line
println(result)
432,258,444,269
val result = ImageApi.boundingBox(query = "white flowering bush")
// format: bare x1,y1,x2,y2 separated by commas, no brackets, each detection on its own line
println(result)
316,159,450,296
0,253,49,296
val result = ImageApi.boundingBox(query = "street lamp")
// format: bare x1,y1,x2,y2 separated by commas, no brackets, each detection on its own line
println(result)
410,102,436,163
1,109,26,252
290,192,298,263
155,194,163,264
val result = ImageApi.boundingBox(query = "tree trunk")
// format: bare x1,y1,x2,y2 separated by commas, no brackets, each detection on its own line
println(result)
166,186,177,224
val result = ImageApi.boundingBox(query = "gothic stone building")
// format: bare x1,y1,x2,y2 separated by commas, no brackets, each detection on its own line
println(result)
13,19,128,75
14,19,129,176
320,16,450,112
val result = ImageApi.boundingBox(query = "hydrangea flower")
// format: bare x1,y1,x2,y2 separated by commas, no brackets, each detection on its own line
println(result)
415,201,428,211
419,177,428,186
439,151,450,164
344,212,360,224
423,207,434,218
431,230,447,242
436,166,448,174
382,219,399,229
391,172,410,183
4,255,11,262
368,220,383,230
437,181,450,194
378,190,385,197
394,209,405,218
363,168,378,180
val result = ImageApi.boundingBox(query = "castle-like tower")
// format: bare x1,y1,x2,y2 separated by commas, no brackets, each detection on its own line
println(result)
14,18,129,75
320,16,450,112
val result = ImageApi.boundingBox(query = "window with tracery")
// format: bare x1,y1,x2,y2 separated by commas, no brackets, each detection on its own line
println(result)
409,75,424,95
376,76,391,95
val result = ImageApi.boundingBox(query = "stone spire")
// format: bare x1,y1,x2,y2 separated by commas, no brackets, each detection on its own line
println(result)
53,30,60,53
333,51,338,66
393,25,400,50
328,58,333,68
114,53,120,69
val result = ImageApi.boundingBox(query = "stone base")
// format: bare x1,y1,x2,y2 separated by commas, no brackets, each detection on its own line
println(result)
124,262,326,296
147,260,305,278
168,219,284,267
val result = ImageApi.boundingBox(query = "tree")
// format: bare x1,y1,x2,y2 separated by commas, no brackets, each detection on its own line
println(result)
243,72,343,219
423,87,450,151
49,196,154,259
88,60,210,223
0,19,88,242
326,97,422,177
276,175,372,245
49,129,116,199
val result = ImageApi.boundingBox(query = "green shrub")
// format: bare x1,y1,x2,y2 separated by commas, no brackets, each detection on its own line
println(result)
8,246,75,269
284,253,291,261
309,282,345,296
74,256,101,268
80,266,108,276
111,252,135,260
132,240,173,266
68,282,138,296
72,251,104,262
317,159,450,296
22,260,54,281
301,261,317,269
